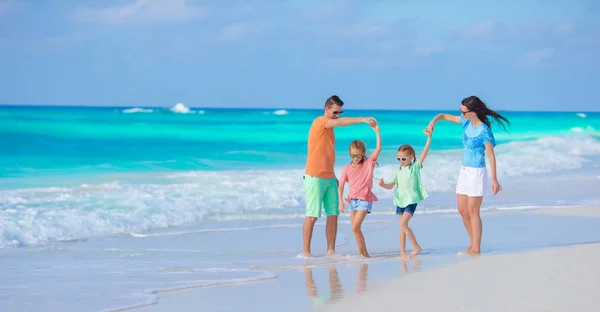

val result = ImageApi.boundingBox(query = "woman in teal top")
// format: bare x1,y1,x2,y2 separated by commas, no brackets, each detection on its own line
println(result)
425,96,510,256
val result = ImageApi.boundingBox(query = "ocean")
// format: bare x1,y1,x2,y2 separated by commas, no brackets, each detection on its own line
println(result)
1,104,599,311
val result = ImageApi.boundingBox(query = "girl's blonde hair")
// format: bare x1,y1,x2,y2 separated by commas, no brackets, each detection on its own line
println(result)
349,140,367,164
398,144,417,163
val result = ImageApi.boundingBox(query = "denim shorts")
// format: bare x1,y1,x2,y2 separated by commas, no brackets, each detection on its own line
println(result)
396,203,417,215
348,199,372,214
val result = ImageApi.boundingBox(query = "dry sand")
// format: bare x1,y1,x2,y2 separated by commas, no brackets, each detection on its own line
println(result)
324,206,600,312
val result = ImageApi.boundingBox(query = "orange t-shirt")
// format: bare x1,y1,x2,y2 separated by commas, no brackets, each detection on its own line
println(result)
305,116,336,179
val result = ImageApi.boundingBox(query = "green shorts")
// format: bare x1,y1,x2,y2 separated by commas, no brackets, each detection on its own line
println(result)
303,175,339,218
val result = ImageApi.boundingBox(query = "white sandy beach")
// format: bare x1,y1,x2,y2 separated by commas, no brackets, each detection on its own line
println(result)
129,206,600,312
324,206,600,312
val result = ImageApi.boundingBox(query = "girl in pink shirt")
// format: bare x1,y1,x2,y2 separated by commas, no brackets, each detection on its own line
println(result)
338,124,382,257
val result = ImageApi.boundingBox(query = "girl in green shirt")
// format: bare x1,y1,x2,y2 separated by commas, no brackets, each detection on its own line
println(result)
379,130,432,260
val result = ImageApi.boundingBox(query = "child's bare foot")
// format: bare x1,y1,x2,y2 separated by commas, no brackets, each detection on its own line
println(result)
359,253,370,258
400,253,410,260
409,246,423,258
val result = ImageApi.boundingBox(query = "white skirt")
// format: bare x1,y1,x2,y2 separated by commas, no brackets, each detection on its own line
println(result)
456,165,487,197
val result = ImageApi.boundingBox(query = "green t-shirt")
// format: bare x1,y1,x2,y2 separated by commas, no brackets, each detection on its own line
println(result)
391,159,429,208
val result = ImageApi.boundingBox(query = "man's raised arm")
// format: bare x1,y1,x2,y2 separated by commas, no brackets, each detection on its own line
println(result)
325,117,377,128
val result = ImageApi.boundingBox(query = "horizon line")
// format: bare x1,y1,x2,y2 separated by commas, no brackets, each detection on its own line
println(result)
0,103,598,114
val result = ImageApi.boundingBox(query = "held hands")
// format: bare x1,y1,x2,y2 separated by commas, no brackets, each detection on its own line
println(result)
362,117,378,127
339,196,349,213
423,128,432,137
424,122,435,134
491,179,503,195
378,179,385,187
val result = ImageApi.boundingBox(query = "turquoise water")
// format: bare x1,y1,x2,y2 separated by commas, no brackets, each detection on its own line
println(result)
2,105,598,179
1,104,599,249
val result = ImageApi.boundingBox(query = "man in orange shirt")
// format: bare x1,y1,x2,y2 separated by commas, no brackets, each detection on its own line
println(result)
303,95,377,257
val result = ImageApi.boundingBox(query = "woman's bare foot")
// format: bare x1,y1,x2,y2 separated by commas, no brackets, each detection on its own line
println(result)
409,246,423,258
465,249,480,256
457,246,472,255
400,253,410,260
326,250,336,257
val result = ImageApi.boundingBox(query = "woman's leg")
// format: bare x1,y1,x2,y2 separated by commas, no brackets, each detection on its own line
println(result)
351,210,369,257
467,196,484,254
400,212,422,257
457,193,472,253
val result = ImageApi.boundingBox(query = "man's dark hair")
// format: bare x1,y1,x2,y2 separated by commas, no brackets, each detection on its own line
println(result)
325,95,344,108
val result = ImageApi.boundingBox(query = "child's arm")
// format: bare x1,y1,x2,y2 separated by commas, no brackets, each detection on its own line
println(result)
338,182,346,213
338,168,348,213
418,130,432,164
369,124,382,163
378,179,395,190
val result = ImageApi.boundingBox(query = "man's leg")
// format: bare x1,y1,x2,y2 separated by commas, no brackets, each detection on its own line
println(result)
303,217,318,256
323,178,340,254
303,176,324,256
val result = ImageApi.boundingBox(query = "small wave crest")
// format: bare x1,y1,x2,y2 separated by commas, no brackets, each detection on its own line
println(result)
170,103,191,113
571,126,596,133
576,113,587,118
273,110,289,115
123,108,154,114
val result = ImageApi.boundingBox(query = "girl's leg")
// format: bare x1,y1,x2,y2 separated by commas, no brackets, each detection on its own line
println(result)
351,210,369,257
400,212,422,258
457,194,472,253
399,214,408,259
467,196,484,255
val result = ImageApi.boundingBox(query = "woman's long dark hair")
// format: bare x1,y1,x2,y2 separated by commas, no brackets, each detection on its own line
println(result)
461,96,510,132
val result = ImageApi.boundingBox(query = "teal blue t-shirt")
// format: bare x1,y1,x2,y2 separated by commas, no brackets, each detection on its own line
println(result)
461,116,496,168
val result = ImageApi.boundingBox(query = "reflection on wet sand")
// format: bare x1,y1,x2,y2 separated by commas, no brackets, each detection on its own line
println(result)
305,265,344,307
304,256,423,307
304,262,369,306
401,257,421,273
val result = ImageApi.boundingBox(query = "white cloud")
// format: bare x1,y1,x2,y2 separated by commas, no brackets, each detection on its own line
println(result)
464,20,496,39
415,44,444,56
319,22,389,38
519,48,554,67
302,3,346,20
75,0,208,24
325,57,415,69
0,0,13,14
219,23,261,43
554,22,574,35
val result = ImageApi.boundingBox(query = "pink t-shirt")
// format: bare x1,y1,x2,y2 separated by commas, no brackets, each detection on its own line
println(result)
340,156,378,202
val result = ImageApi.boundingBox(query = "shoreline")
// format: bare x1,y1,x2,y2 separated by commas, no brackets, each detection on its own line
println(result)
323,205,600,312
129,205,600,312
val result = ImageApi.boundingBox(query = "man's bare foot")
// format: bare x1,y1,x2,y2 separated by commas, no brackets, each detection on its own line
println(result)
409,246,422,258
326,250,336,257
400,253,410,260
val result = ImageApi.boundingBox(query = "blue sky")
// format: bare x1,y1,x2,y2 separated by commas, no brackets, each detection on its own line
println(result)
0,0,598,111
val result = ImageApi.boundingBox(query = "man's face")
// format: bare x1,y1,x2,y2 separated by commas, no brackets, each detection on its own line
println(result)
325,104,343,119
